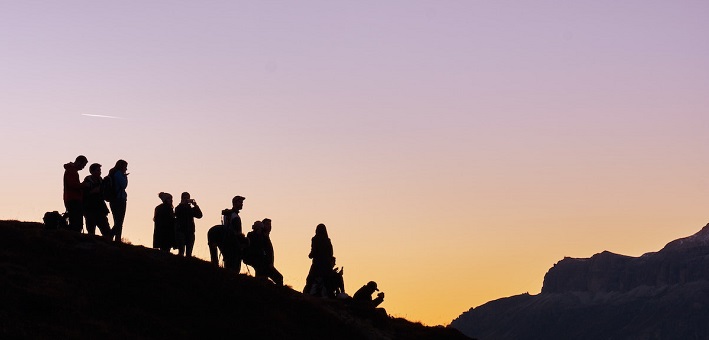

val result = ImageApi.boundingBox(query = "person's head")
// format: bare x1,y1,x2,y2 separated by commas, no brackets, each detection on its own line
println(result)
262,218,272,234
315,223,328,237
232,195,245,211
158,192,173,204
115,159,128,173
252,220,263,232
366,281,379,292
89,163,102,177
181,192,191,204
75,155,88,170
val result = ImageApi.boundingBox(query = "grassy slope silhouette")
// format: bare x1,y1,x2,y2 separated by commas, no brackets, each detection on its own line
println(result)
0,220,470,340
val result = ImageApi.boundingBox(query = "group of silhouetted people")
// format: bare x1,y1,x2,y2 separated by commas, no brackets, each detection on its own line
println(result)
153,192,203,257
62,155,128,242
302,223,385,310
59,155,385,312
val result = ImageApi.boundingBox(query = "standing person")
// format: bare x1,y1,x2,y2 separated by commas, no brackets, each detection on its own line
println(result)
261,218,284,286
223,195,245,235
153,192,175,252
304,223,334,296
214,195,248,271
63,155,88,232
174,192,203,257
108,160,128,242
81,163,111,237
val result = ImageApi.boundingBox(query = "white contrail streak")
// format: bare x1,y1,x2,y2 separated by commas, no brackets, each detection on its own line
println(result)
81,114,124,119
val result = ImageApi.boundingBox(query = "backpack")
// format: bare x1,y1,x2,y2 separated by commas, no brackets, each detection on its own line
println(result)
242,243,257,266
243,232,264,266
101,174,116,202
43,211,68,230
242,247,254,265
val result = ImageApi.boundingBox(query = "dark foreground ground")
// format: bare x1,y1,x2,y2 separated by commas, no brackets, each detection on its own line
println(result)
0,220,470,340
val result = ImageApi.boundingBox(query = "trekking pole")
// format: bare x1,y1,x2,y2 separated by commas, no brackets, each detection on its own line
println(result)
219,211,227,268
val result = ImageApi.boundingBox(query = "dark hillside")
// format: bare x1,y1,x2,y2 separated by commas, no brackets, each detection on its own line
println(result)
0,220,469,340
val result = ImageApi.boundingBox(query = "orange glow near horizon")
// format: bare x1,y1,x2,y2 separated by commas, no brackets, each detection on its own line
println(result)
2,1,709,326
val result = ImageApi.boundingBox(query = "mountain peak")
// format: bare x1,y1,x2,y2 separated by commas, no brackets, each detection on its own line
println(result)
661,223,709,251
452,223,709,339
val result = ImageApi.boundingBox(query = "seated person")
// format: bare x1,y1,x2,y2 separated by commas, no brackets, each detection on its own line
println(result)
353,281,384,308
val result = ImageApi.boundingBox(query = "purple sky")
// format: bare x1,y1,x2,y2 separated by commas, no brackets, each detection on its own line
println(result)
2,1,709,325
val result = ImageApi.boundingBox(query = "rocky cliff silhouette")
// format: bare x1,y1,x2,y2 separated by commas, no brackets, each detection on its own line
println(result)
0,220,470,340
451,223,709,340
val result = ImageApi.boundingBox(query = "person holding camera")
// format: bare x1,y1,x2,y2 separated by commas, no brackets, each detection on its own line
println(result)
108,159,128,242
353,281,385,308
175,192,203,257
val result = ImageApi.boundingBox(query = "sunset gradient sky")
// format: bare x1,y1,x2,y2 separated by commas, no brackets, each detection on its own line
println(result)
2,1,709,325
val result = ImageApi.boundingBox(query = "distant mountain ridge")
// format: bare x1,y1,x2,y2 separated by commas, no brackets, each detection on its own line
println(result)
451,224,709,340
662,223,709,250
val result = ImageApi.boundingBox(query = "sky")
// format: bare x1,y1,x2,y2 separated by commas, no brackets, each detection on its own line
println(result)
1,0,709,325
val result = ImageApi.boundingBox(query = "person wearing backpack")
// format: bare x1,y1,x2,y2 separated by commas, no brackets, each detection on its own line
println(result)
81,163,111,237
174,192,203,257
108,159,128,242
63,155,88,233
218,195,248,271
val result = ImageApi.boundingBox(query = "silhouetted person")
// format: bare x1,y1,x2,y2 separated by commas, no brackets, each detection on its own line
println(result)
247,218,284,285
246,220,266,266
108,160,128,242
327,257,346,297
261,218,284,285
223,195,245,235
304,223,334,296
174,192,203,257
212,195,248,271
81,163,111,237
153,192,175,252
353,281,385,308
63,155,88,232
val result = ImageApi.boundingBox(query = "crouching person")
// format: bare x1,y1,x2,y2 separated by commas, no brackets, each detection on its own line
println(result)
350,281,388,323
353,281,384,308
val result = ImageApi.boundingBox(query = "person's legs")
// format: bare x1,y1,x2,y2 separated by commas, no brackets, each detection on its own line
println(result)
64,200,84,233
85,212,97,235
96,214,111,237
254,264,265,278
110,200,126,242
224,256,242,272
268,266,284,286
186,233,195,257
